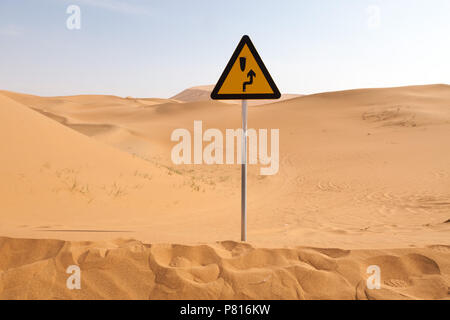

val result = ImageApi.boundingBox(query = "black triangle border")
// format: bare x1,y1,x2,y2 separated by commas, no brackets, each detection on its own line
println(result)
211,35,281,100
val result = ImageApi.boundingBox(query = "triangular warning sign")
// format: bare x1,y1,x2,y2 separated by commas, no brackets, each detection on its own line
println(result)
211,35,281,100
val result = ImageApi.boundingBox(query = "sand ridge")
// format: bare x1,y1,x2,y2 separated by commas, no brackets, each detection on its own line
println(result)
0,237,448,300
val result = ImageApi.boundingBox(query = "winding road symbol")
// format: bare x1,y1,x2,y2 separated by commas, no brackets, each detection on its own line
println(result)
243,69,256,92
239,57,256,92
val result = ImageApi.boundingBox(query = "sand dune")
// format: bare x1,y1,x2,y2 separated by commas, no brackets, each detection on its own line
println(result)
0,92,227,242
0,84,449,299
3,84,448,247
0,237,448,299
170,84,302,106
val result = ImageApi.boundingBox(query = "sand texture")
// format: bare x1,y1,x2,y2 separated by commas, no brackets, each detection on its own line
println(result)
0,84,449,299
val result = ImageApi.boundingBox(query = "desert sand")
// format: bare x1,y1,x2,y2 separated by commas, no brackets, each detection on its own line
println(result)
0,84,449,299
171,84,302,105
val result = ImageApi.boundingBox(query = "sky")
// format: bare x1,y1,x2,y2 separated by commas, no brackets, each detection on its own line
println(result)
0,0,449,98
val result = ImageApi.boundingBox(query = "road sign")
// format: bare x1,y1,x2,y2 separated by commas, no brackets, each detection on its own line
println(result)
211,35,281,100
211,35,281,242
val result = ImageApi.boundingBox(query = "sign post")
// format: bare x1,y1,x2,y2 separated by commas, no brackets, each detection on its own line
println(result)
241,99,247,241
211,35,280,241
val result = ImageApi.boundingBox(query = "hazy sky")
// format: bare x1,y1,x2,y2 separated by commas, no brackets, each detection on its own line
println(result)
0,0,449,98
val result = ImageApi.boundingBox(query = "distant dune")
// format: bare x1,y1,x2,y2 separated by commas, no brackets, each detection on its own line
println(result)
170,84,302,105
171,85,216,102
0,84,449,299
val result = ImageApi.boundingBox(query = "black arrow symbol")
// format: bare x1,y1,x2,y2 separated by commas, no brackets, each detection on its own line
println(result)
243,69,256,92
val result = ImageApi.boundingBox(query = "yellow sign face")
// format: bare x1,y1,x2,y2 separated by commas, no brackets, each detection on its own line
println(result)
211,35,280,100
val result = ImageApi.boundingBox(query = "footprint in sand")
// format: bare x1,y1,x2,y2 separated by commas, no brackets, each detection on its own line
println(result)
384,279,409,288
316,181,349,192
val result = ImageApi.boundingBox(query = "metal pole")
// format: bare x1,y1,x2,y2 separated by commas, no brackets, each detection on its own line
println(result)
241,100,247,241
